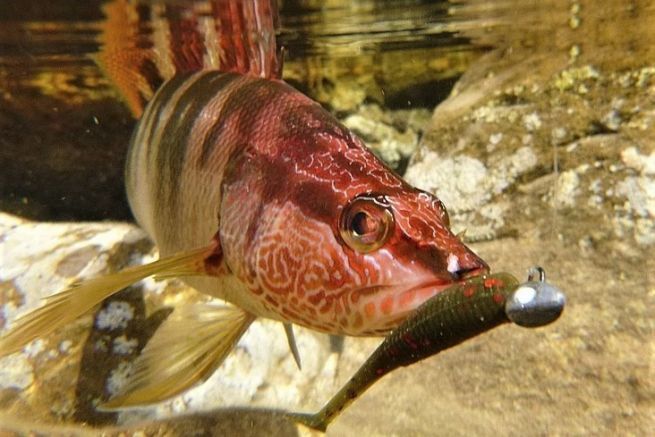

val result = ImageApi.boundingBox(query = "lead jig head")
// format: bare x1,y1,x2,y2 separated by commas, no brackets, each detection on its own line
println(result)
505,266,566,327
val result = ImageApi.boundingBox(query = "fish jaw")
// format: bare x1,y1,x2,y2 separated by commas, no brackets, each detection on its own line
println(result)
316,249,488,337
346,279,479,336
218,194,488,336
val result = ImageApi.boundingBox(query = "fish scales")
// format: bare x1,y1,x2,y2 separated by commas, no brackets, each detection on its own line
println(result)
128,68,487,335
1,0,491,407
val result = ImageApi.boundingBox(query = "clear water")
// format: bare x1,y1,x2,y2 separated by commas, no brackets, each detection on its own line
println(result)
0,0,653,435
0,0,485,221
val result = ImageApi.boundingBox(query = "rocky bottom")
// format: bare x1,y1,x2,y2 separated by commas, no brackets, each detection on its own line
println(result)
0,211,652,436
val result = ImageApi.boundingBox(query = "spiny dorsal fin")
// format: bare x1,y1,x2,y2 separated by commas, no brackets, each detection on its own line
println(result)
100,304,255,409
97,0,282,118
0,244,215,357
215,0,282,79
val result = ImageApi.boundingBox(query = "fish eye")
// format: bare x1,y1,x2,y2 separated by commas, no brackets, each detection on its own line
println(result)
340,195,394,253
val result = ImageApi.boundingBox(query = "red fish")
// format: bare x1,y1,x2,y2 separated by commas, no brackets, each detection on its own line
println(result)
0,0,488,407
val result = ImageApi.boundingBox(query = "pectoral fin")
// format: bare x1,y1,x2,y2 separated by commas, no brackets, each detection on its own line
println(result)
0,243,218,357
101,304,255,409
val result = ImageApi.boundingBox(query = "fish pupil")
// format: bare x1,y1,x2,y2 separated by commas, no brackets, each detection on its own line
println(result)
351,211,374,236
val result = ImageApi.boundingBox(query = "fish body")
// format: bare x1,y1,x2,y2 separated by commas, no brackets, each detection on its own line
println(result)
0,0,489,407
126,70,488,336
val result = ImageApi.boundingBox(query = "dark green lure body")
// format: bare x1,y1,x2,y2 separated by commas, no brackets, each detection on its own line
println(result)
291,270,565,431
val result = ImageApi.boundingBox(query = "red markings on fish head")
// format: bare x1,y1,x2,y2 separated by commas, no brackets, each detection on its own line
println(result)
385,190,488,283
380,296,394,315
364,302,377,319
218,87,489,335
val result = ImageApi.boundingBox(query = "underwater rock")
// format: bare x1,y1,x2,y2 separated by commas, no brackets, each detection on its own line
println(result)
341,104,431,171
408,64,655,249
1,211,652,436
0,212,343,433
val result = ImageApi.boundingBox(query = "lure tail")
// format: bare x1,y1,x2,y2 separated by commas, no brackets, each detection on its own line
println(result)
289,271,565,431
0,246,212,357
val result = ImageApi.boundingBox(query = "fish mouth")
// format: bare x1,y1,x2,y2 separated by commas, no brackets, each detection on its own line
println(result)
351,278,461,336
346,267,490,335
454,266,489,281
361,266,489,308
407,266,489,294
391,266,490,314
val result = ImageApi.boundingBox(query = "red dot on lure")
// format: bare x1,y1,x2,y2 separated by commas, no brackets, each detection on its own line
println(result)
463,285,476,298
403,333,419,350
484,277,504,289
492,293,505,304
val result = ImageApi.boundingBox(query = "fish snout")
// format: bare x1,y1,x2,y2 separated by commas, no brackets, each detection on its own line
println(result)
445,247,489,281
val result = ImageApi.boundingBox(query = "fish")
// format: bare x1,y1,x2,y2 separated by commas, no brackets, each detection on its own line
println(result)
289,268,566,431
0,0,488,408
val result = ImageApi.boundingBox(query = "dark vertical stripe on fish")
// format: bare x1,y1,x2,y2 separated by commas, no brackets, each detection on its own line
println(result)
125,73,189,201
154,71,240,218
138,58,165,98
144,73,195,165
198,79,293,166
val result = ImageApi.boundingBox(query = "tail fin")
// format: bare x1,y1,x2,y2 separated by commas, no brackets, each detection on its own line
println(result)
97,0,282,118
101,304,255,408
0,246,212,357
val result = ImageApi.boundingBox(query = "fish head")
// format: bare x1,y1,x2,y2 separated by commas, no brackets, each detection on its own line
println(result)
220,100,488,335
222,155,488,335
340,188,489,283
327,186,489,334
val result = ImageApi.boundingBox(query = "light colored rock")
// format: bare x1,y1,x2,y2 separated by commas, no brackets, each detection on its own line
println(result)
405,146,537,236
341,104,429,170
0,354,34,390
551,170,581,208
621,146,655,175
0,212,340,431
405,152,490,213
1,211,652,436
411,59,655,247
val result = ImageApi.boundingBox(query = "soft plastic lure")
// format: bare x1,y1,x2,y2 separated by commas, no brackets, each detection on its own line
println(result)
290,267,565,431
